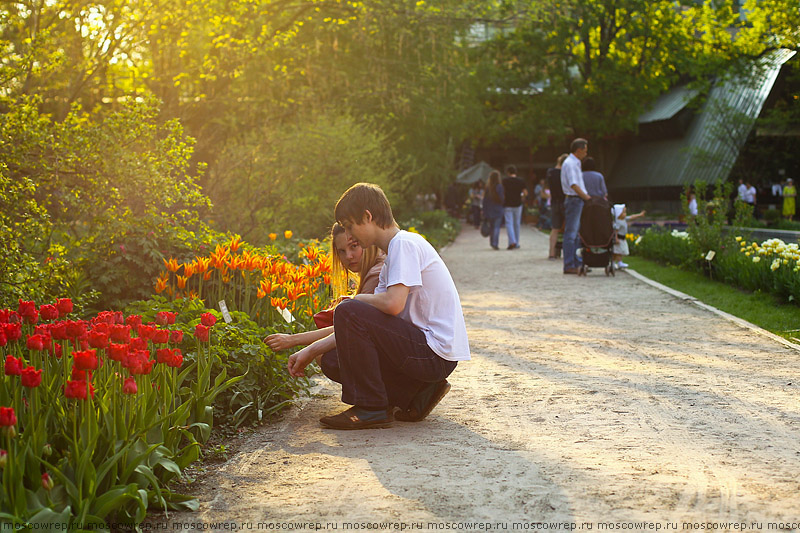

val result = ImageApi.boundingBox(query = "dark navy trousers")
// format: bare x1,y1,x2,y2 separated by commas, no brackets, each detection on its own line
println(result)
322,299,456,411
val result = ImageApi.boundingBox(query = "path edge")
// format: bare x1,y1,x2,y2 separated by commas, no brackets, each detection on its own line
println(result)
624,268,800,353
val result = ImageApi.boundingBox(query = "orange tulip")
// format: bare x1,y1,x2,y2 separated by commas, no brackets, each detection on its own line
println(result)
155,275,168,294
164,258,181,273
270,297,288,310
268,233,277,241
176,275,188,289
229,235,242,253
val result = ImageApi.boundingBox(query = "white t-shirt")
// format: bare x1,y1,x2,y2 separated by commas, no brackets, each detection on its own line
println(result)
375,231,471,362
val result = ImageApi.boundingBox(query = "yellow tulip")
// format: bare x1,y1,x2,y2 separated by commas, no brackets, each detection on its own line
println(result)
284,230,293,239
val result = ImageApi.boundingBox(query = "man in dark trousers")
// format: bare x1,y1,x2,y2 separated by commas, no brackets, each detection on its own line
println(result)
502,165,528,250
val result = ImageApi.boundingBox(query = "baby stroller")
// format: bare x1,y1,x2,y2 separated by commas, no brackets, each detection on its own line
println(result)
578,197,615,276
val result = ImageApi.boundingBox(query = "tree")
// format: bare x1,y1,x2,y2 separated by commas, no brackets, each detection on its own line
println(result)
480,0,797,156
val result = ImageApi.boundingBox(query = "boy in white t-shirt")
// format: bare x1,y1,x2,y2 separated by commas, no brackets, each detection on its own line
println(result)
288,182,470,429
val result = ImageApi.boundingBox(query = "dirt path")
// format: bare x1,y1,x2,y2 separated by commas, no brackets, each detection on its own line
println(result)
160,225,800,532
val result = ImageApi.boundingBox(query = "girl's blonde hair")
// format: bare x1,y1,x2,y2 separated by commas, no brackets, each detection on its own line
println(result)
329,223,383,298
329,223,356,299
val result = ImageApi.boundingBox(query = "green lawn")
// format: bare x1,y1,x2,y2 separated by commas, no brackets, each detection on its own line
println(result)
626,256,800,343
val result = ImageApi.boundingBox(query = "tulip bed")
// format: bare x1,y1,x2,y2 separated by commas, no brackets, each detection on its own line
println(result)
629,231,800,305
0,237,334,529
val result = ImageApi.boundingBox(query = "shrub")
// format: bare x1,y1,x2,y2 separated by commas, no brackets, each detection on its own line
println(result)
398,210,461,250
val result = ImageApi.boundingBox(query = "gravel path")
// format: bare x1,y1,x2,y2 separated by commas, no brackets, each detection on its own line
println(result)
159,225,800,533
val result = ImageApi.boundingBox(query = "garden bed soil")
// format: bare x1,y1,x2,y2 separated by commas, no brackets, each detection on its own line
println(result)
152,224,800,528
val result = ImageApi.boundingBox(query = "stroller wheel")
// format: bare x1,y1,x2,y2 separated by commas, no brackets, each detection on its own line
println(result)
605,265,610,276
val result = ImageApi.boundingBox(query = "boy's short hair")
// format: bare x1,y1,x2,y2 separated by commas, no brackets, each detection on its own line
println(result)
505,164,517,176
335,183,396,229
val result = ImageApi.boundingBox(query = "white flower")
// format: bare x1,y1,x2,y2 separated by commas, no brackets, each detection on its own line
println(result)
753,256,761,263
771,259,781,271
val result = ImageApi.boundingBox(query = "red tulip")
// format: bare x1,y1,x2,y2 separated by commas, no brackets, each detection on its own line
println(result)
155,311,176,326
110,324,131,344
94,311,116,325
156,349,173,364
4,323,22,342
39,304,58,321
0,449,7,468
26,334,45,351
50,322,68,340
4,355,23,376
129,358,154,375
170,329,184,343
129,337,148,351
65,320,87,339
73,350,98,371
138,324,156,340
126,315,142,328
71,368,93,381
0,329,5,347
152,329,170,344
122,376,138,395
92,323,111,336
64,380,94,400
17,300,36,319
108,343,129,362
200,313,217,327
0,406,17,426
166,349,183,368
0,309,11,323
21,366,42,388
55,298,73,317
23,310,38,325
194,324,210,342
88,330,109,349
41,472,54,491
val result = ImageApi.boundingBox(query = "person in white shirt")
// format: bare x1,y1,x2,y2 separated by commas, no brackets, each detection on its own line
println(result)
560,138,591,274
737,179,747,202
289,183,471,430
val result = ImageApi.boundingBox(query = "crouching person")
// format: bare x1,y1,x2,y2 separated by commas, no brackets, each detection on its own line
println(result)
288,183,470,429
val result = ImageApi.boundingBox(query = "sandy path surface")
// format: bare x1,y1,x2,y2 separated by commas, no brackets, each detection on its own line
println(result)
160,225,800,532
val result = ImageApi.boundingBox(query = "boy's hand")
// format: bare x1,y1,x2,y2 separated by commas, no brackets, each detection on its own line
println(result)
287,347,316,378
266,333,295,351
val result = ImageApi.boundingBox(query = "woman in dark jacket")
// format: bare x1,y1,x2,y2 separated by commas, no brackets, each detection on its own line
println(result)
483,170,505,250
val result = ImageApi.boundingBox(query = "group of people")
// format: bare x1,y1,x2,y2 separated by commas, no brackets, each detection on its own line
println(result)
738,178,796,221
266,183,470,430
469,165,528,250
475,138,638,273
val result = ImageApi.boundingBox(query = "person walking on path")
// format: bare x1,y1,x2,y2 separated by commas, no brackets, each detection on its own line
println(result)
561,139,591,274
547,154,568,260
783,178,796,221
469,181,484,229
581,157,608,200
502,165,528,250
288,183,470,430
483,170,505,250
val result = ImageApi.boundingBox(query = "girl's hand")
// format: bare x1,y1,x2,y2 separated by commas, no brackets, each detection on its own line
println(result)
265,333,295,351
287,347,316,378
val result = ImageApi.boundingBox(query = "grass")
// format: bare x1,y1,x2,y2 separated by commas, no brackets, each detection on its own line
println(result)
626,255,800,343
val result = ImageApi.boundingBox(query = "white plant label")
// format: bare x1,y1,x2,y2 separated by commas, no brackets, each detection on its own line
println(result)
218,300,233,323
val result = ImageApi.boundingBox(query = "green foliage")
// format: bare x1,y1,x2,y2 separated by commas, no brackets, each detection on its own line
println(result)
207,111,405,242
398,210,461,251
630,227,695,268
0,95,216,311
